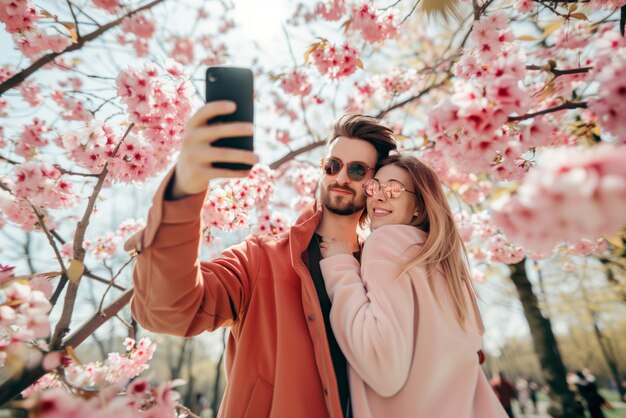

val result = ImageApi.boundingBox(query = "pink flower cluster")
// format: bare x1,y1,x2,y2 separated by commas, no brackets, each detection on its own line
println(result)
0,279,52,368
12,162,77,209
170,36,194,65
113,62,194,182
199,35,228,66
253,211,291,236
567,238,608,257
349,2,398,43
92,0,122,14
0,187,51,232
15,118,49,159
492,145,626,253
51,90,92,122
427,12,535,178
315,0,346,21
588,36,626,139
27,380,182,418
0,0,38,34
202,165,275,231
14,30,72,60
310,42,360,80
19,80,43,107
22,338,182,418
118,12,156,57
280,70,313,97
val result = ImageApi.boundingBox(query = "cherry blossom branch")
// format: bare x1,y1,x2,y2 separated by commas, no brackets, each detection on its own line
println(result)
0,0,165,96
526,64,593,77
66,0,81,39
27,202,67,275
0,289,134,406
269,139,327,169
376,74,452,118
508,101,588,122
49,124,134,346
0,154,21,165
98,256,134,313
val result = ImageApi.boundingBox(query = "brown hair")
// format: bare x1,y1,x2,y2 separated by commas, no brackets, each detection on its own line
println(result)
377,155,485,334
327,113,397,164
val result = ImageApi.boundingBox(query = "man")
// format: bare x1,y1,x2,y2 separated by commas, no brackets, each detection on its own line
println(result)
491,371,518,418
124,100,397,418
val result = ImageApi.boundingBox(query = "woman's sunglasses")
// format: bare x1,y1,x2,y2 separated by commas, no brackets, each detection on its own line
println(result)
320,157,374,181
363,179,416,200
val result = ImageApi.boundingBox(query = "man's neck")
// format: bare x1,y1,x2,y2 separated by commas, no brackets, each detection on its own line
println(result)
316,209,362,243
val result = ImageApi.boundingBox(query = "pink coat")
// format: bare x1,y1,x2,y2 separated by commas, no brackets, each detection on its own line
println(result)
320,224,507,418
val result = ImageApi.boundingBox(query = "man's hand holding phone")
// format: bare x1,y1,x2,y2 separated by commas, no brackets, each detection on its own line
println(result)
170,101,258,200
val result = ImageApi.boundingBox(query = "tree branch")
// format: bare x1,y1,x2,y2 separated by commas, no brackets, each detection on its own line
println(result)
0,0,165,96
526,64,592,77
508,101,588,122
269,140,327,170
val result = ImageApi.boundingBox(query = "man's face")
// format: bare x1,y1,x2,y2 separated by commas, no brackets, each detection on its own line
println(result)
320,136,378,216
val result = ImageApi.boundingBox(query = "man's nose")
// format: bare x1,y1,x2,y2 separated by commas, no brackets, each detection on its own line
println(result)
335,166,350,184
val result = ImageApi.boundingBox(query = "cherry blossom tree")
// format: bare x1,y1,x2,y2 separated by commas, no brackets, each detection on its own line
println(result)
1,0,626,416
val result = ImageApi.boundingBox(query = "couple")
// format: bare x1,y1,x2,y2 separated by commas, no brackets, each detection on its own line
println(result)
125,101,507,418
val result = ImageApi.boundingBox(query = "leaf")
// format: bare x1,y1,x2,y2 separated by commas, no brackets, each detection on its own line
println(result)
39,9,58,20
356,58,364,69
304,40,326,63
340,18,351,34
570,13,588,21
517,35,538,41
66,259,84,283
568,3,578,13
543,20,563,38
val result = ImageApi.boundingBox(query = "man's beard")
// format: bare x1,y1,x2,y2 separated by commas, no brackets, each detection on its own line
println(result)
322,184,366,216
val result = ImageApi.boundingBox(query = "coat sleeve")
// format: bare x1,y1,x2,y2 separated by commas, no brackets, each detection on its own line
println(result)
320,226,421,397
126,169,259,337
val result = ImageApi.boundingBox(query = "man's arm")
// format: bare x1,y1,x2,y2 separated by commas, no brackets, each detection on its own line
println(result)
125,101,259,336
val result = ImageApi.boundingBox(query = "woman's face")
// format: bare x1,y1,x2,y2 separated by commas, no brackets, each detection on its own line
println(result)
366,164,418,230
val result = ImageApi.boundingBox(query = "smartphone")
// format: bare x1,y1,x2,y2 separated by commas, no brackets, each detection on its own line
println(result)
205,66,254,170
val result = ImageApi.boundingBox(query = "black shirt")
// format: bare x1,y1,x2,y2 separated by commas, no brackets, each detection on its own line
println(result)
304,233,357,418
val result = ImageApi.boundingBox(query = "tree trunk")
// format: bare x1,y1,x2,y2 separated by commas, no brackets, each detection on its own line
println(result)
509,259,580,417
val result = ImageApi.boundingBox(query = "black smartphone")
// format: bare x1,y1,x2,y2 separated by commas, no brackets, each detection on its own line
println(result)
205,66,254,171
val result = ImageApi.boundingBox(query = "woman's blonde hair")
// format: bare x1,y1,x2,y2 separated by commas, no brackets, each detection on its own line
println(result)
377,155,485,334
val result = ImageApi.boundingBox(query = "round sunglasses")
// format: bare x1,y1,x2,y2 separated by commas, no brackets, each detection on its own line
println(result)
363,179,416,200
320,157,374,181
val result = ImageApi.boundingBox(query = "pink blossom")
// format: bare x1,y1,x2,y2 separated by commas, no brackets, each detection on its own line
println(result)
253,211,291,236
170,36,195,65
276,129,291,145
29,276,53,298
0,1,39,34
349,2,398,43
280,70,312,97
315,0,345,21
0,264,15,285
12,162,77,209
492,144,626,252
19,80,43,107
514,0,535,13
90,233,121,260
92,0,121,13
311,42,360,80
121,12,155,39
15,118,49,159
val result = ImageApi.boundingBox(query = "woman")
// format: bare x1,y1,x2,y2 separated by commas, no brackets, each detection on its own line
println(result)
319,155,507,418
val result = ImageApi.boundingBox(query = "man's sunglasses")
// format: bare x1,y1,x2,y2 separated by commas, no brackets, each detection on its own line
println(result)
363,179,416,200
320,157,374,181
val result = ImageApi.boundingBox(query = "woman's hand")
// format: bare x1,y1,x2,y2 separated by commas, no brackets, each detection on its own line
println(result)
319,238,352,259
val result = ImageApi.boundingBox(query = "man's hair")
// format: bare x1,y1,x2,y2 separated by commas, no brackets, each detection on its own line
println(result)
327,114,397,162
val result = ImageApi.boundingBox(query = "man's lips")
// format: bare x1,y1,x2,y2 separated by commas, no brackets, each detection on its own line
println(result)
330,188,353,195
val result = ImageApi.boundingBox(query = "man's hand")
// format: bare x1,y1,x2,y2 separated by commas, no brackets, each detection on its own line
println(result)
170,101,258,200
319,238,352,259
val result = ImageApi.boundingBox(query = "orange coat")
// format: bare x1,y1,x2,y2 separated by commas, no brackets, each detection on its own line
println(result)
126,170,343,418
